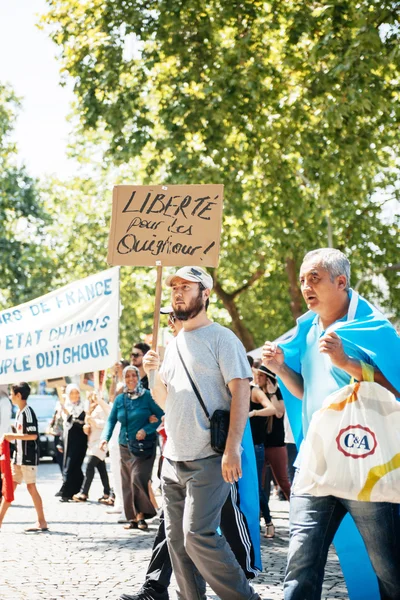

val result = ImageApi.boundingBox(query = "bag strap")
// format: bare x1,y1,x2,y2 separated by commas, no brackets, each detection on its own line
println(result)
123,395,130,443
176,340,210,421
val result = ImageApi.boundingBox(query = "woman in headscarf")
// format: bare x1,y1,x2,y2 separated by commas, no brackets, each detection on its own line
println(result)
100,365,164,530
58,384,88,502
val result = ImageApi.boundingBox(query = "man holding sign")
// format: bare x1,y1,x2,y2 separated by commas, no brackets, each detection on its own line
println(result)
144,267,262,600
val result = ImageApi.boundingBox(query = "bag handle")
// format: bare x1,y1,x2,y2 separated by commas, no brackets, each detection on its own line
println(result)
176,340,211,421
350,361,374,385
361,361,374,382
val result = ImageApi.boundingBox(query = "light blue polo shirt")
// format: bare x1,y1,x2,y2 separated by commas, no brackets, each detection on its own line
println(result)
300,314,373,436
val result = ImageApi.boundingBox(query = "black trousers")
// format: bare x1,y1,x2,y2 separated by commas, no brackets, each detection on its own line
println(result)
81,455,110,497
142,512,172,593
286,442,298,485
54,435,64,473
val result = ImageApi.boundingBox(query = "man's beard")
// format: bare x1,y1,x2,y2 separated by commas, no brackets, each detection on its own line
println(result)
173,289,204,321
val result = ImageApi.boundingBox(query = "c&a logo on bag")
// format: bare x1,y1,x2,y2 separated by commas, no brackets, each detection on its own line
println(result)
336,425,377,459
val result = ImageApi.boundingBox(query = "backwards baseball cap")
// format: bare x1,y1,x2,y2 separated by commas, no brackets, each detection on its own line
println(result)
165,266,213,290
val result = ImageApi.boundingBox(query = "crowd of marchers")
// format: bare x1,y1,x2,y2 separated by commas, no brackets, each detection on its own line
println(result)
0,248,400,600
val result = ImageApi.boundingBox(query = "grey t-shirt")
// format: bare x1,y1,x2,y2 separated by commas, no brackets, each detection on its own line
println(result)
160,322,252,461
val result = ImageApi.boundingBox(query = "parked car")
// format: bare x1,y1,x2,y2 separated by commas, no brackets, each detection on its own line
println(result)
22,394,59,460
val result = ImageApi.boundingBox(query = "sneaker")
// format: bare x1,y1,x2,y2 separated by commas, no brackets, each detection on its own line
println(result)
107,507,123,514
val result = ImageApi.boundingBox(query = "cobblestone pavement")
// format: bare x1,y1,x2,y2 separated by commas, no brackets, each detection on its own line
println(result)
0,461,347,600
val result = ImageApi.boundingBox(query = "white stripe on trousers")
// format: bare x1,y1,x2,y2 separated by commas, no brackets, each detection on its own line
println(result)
230,482,259,577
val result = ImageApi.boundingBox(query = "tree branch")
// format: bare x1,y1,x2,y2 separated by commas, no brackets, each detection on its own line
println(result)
231,266,267,299
355,263,400,291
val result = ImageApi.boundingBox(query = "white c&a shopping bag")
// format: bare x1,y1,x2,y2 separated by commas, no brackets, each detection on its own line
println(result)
294,379,400,502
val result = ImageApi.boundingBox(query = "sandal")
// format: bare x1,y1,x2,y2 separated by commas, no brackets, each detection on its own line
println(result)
25,526,49,533
72,493,88,502
137,519,148,531
98,495,110,504
264,522,275,538
123,521,138,530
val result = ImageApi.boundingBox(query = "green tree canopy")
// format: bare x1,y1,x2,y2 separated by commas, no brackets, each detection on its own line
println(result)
0,84,53,308
42,0,400,347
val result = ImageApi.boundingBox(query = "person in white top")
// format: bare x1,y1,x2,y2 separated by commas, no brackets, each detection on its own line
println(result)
73,392,111,502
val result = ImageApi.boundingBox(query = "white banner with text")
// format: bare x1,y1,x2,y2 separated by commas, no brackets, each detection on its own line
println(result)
0,268,120,384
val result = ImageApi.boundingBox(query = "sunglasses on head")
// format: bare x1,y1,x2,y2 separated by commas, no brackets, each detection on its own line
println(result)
131,352,143,358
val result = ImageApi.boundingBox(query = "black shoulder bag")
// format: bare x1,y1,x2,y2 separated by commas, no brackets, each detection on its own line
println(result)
124,394,156,459
176,342,230,454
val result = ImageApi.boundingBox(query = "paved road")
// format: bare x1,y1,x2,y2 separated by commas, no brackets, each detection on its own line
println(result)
0,461,347,600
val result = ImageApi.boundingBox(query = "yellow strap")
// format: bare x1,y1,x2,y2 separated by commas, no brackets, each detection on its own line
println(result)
350,361,374,385
361,361,374,382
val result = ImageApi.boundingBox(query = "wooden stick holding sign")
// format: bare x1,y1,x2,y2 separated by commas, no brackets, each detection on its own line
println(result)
93,370,100,392
107,184,224,388
149,261,163,388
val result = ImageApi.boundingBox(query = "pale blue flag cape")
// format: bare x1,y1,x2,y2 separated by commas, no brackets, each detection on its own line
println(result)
216,420,262,576
278,290,400,600
238,420,263,574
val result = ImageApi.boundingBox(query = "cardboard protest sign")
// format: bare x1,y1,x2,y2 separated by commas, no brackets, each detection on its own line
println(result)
107,184,224,267
0,268,119,384
80,370,106,392
46,376,67,388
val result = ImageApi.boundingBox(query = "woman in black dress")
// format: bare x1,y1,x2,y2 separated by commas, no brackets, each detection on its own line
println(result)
59,384,88,502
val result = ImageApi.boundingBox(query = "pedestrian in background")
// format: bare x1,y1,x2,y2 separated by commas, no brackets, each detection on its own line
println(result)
259,365,291,538
249,365,285,538
100,366,163,531
48,398,64,474
58,384,87,502
73,392,110,502
0,382,48,532
130,343,151,390
108,359,130,407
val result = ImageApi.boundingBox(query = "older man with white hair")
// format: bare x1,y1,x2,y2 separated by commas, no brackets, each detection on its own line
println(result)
263,248,400,600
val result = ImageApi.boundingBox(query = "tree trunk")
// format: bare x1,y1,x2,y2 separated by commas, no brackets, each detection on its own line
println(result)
213,279,256,350
285,257,303,321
